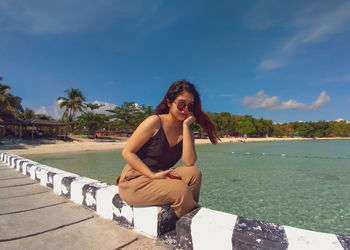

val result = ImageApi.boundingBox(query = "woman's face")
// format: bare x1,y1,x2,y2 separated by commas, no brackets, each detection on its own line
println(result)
168,91,195,121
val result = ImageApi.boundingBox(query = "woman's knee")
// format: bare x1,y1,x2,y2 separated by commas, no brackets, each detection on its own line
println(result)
168,181,192,201
170,182,197,217
187,166,202,181
177,165,202,178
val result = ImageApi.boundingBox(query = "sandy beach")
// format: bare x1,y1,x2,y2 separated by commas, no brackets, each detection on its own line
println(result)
1,135,349,156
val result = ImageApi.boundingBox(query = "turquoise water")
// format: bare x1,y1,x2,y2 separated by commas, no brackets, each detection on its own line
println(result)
30,140,350,235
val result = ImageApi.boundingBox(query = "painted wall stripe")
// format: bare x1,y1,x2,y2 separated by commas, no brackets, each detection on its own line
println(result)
53,173,80,196
157,205,178,237
232,216,288,249
133,206,160,237
96,185,120,219
176,207,201,250
112,193,134,227
190,207,237,250
337,235,350,249
82,182,108,210
284,226,343,250
70,177,100,205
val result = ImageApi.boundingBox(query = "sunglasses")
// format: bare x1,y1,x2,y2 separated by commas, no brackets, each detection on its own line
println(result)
174,101,194,112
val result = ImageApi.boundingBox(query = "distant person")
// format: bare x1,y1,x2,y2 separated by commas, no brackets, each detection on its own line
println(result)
117,80,218,225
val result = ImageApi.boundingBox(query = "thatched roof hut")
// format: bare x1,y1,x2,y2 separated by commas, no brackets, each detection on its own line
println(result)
0,112,25,137
24,117,65,126
0,113,67,139
23,117,67,140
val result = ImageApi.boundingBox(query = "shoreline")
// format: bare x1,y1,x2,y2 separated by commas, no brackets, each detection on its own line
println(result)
0,136,349,156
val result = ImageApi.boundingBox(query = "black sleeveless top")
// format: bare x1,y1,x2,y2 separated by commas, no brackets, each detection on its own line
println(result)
136,117,183,171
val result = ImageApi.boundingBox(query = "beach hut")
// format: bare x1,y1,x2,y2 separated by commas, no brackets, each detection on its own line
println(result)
0,112,25,137
24,117,67,140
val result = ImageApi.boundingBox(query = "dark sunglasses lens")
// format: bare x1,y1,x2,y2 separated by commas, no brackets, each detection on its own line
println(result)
177,103,186,110
188,104,194,112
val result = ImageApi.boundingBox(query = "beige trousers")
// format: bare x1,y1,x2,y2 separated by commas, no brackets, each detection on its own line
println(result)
118,165,202,218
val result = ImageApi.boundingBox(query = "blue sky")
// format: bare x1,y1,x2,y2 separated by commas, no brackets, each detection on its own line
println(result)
1,0,350,123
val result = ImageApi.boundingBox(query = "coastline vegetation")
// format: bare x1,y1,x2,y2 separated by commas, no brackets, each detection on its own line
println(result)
1,79,349,139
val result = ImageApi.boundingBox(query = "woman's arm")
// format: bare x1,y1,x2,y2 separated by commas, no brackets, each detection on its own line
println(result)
122,115,173,179
182,116,197,166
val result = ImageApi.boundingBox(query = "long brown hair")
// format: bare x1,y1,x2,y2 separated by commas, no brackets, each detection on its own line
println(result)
154,80,219,144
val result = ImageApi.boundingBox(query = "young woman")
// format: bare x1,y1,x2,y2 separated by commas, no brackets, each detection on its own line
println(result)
118,80,218,219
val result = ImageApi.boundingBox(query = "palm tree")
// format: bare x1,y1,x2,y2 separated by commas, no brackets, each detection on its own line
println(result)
107,101,145,130
0,77,23,114
0,83,10,103
18,108,36,120
57,88,86,122
86,102,104,111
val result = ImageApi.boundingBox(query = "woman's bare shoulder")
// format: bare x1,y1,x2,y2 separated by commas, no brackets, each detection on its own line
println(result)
125,115,161,149
139,115,161,130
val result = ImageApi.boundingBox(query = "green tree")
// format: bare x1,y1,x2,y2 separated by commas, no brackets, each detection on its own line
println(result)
311,121,331,137
18,108,36,120
0,77,24,114
75,112,108,137
190,122,202,132
86,102,105,111
107,102,153,130
272,124,285,137
208,113,224,136
253,118,265,137
294,122,315,137
219,112,236,136
57,88,86,122
329,121,350,137
237,115,256,136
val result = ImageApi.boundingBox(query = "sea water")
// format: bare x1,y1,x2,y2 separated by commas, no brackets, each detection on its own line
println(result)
30,140,350,235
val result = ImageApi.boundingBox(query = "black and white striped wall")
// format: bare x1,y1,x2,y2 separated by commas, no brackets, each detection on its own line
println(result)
1,151,349,250
176,208,350,250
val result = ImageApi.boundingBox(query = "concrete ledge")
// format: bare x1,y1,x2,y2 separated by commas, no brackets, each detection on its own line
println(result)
1,151,349,250
176,207,348,250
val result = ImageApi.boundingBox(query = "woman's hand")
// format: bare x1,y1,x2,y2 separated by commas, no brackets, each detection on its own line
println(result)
183,114,196,126
151,169,174,179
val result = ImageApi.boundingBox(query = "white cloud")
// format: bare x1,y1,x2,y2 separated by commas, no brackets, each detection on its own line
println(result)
283,2,350,51
307,91,330,111
35,101,64,119
0,0,167,34
34,106,47,115
243,91,330,111
243,91,279,109
89,101,117,115
0,0,94,34
335,118,350,123
257,59,283,71
243,0,282,31
256,1,350,71
302,2,350,43
323,75,350,84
